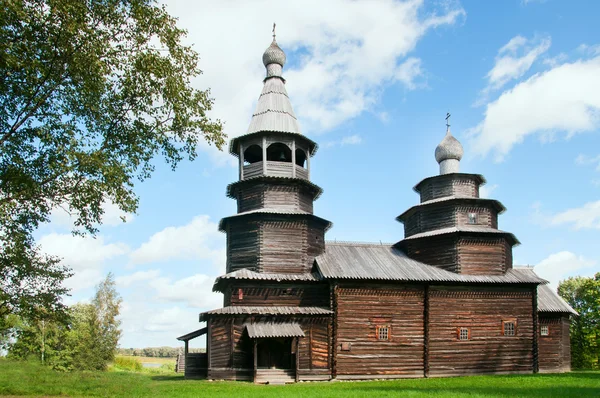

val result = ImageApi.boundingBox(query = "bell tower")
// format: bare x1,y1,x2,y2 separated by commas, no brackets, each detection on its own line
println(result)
220,33,331,275
395,117,519,275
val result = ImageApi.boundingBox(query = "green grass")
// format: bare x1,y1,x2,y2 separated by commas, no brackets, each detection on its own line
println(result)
0,359,598,397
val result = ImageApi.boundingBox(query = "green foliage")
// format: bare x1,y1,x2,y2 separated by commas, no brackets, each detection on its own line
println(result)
113,356,143,372
7,273,122,372
558,273,600,369
1,358,600,398
0,0,225,325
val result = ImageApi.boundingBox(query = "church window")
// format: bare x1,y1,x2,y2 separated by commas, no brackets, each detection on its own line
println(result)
377,325,390,341
540,325,549,336
237,288,243,300
458,327,470,341
502,320,516,336
468,212,478,224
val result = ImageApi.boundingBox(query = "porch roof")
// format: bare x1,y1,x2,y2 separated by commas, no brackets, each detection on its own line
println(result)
245,322,305,339
177,327,207,342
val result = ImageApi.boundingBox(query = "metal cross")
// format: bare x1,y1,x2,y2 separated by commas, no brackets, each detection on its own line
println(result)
445,112,451,132
273,23,276,39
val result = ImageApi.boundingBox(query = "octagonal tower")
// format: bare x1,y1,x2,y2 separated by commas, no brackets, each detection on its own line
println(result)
220,35,331,275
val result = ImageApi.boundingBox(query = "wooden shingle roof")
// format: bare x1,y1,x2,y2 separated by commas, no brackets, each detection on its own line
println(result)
199,306,332,322
245,322,305,338
314,242,544,284
513,267,577,314
213,269,319,292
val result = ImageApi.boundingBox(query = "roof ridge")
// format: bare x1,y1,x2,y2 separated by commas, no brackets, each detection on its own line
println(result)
325,240,394,247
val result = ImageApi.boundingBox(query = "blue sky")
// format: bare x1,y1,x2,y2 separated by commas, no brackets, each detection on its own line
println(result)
35,0,600,348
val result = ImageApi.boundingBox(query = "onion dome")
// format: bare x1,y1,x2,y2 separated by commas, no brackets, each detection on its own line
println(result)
262,39,286,67
435,130,464,163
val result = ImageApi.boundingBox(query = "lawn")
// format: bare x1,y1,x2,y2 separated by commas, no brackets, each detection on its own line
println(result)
0,359,598,397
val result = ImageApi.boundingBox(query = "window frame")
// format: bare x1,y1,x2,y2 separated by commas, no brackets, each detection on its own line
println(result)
457,327,471,341
502,319,517,336
376,325,391,341
540,325,549,336
467,212,478,225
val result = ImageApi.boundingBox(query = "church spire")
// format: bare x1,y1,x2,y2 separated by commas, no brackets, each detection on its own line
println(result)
435,113,464,174
262,23,286,78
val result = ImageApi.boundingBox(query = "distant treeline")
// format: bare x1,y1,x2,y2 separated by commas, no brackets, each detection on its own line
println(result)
117,347,206,358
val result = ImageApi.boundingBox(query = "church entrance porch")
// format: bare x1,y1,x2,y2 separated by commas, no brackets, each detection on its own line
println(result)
247,322,304,384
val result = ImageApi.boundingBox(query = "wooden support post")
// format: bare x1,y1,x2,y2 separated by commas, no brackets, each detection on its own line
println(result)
532,286,539,374
253,339,258,383
239,143,244,180
184,340,189,378
262,136,267,175
207,319,212,375
295,337,300,383
424,284,430,378
291,139,296,178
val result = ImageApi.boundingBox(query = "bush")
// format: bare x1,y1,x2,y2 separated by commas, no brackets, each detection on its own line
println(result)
113,356,142,372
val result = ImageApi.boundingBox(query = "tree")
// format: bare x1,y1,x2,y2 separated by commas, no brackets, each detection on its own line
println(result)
0,0,225,323
558,273,600,369
8,273,122,371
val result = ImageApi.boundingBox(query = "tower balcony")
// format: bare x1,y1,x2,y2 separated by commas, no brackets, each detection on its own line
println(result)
243,160,309,180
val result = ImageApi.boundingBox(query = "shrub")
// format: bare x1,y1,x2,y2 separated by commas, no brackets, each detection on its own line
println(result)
113,356,142,372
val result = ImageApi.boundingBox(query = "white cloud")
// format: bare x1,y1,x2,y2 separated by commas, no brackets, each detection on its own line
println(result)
38,233,130,291
479,184,498,198
129,215,225,267
323,134,363,148
549,200,600,230
577,43,600,56
468,55,600,160
147,274,223,309
341,135,363,146
116,270,161,287
479,35,551,98
575,153,600,171
163,0,465,164
535,251,596,289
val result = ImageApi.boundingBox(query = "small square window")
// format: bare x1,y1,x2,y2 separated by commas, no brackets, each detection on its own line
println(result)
377,326,390,341
458,327,470,341
540,325,549,336
468,213,478,224
503,321,516,336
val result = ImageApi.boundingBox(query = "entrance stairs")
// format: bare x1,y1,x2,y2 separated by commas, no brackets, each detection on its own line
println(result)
255,369,295,384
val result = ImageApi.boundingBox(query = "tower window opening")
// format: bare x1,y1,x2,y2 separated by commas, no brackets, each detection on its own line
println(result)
267,143,291,162
468,212,478,224
243,144,263,164
295,148,307,167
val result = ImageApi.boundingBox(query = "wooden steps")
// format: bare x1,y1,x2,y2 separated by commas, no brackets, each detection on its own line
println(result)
255,369,295,384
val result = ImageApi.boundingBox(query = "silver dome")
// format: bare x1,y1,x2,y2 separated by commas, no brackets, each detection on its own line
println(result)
435,131,464,163
262,39,286,67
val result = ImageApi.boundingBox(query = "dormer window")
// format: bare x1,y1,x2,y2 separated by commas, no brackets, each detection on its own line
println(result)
468,212,478,224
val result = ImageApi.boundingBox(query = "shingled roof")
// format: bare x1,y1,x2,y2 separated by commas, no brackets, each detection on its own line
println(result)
199,306,332,322
314,242,544,284
513,267,577,314
213,269,319,292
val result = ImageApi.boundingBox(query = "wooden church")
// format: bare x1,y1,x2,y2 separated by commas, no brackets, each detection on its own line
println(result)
177,34,576,383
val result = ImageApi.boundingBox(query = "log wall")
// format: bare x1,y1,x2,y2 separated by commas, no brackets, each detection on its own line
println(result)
428,286,535,377
228,284,330,307
419,175,480,202
335,285,425,378
404,236,459,273
237,183,315,214
184,353,207,379
260,221,307,273
457,238,511,275
538,314,571,373
226,221,260,273
404,204,498,238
